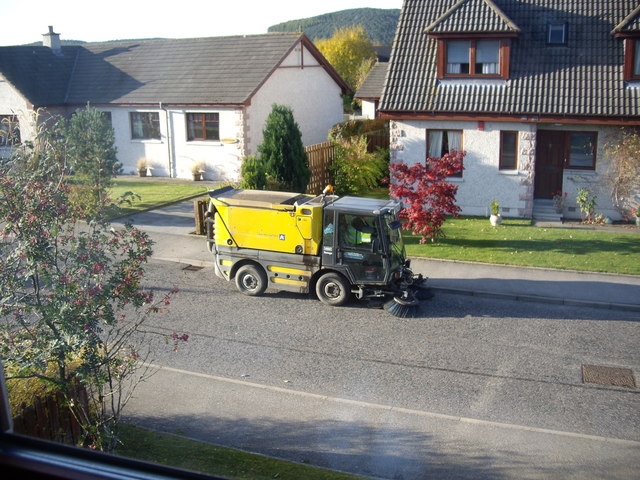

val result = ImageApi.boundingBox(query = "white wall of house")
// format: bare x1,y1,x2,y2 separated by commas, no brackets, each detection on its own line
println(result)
245,42,344,154
167,107,244,181
360,100,377,119
0,78,35,156
98,106,245,181
390,120,622,220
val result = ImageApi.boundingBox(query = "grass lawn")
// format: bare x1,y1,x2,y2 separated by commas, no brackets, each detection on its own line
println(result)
358,187,639,275
116,424,365,480
109,179,210,217
404,217,640,275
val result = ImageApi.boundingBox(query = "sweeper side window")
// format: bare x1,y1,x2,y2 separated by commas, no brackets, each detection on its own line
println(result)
338,214,385,282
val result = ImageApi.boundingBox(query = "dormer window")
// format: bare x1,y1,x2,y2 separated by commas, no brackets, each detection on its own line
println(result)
439,38,510,79
547,23,567,44
623,38,640,81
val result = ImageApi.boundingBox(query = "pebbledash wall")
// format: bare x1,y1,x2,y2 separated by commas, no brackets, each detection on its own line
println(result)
96,43,344,182
390,119,622,220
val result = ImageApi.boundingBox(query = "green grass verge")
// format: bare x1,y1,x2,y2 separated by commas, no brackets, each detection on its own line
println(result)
109,179,209,217
116,424,365,480
404,217,640,275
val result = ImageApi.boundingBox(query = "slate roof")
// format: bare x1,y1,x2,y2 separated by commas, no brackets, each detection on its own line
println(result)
381,0,640,120
0,33,348,107
0,46,80,105
356,62,388,100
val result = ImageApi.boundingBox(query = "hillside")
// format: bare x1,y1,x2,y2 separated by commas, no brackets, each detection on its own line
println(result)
268,8,399,46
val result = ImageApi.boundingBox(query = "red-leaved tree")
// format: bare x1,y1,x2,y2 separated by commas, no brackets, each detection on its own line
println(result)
389,150,465,243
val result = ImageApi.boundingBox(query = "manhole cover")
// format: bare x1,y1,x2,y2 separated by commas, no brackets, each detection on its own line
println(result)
582,364,636,389
183,265,204,272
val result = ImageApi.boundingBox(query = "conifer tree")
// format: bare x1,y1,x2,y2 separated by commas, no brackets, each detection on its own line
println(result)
258,104,310,193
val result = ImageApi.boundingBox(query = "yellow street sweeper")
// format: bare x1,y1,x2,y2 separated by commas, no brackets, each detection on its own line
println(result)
205,186,432,317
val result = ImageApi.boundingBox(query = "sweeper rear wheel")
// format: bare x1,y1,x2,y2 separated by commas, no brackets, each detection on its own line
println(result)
235,264,267,296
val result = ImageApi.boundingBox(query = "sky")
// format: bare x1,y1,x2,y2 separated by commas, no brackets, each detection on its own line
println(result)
0,0,403,46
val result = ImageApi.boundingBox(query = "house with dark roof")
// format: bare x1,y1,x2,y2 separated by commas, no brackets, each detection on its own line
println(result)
0,28,350,180
355,62,388,118
380,0,640,220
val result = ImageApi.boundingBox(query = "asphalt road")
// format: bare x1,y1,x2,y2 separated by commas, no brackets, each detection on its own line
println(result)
123,259,640,479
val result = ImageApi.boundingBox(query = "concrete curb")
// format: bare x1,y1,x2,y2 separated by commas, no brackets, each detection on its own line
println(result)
431,287,640,313
409,256,640,279
109,192,209,222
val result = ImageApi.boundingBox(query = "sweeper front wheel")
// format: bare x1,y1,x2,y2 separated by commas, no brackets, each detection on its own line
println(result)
316,272,350,306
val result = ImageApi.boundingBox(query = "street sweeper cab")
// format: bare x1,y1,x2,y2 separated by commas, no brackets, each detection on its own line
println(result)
205,185,431,317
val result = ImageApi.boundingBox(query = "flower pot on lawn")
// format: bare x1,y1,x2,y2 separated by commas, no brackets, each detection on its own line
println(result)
490,214,502,226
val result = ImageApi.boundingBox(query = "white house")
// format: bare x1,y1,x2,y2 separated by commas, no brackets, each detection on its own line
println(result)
355,62,388,119
380,0,640,221
0,28,350,181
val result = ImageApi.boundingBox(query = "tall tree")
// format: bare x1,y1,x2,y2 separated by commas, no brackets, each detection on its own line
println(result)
65,105,120,216
0,116,184,451
316,25,376,90
258,104,310,193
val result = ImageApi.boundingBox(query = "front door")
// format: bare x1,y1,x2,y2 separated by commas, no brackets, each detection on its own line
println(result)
534,130,565,198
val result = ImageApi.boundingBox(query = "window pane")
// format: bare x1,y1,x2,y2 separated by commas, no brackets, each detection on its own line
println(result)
187,113,219,141
187,113,201,140
131,112,160,140
146,114,160,139
447,40,470,74
204,113,219,141
476,40,499,74
568,132,596,168
548,24,566,44
635,40,640,76
131,113,143,138
500,131,517,169
428,130,443,157
447,130,461,151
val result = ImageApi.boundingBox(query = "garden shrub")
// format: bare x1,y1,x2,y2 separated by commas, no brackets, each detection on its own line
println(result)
330,135,388,195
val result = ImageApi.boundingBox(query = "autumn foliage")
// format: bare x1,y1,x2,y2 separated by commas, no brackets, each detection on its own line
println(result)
389,150,465,243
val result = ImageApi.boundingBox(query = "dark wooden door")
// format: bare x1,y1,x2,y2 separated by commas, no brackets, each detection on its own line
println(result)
535,130,565,198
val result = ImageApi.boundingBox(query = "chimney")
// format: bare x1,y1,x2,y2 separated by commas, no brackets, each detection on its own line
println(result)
42,26,61,54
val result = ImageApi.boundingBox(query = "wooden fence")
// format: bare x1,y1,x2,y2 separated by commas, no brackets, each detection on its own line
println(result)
305,141,335,195
304,134,389,195
365,134,390,153
12,380,89,445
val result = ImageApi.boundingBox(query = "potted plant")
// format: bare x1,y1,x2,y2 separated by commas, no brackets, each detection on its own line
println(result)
631,206,640,226
191,161,205,181
137,158,151,177
490,199,502,226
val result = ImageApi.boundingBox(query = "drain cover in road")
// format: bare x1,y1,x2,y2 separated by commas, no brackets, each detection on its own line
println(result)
582,364,636,389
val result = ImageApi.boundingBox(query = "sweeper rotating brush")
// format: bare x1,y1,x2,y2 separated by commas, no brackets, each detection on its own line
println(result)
384,291,421,318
